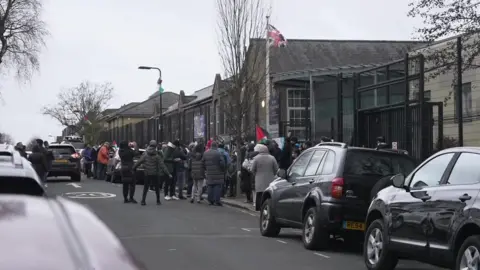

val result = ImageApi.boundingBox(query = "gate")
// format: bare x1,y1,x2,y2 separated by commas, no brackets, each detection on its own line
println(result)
353,54,443,162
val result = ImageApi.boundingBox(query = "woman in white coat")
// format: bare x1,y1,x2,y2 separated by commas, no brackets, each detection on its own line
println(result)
251,144,279,211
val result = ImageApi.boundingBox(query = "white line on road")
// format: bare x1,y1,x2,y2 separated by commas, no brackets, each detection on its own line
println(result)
66,183,82,188
168,249,176,251
241,228,251,232
276,240,288,244
314,252,330,259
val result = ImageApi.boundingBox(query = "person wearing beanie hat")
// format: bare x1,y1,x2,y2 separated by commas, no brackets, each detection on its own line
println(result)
133,139,172,205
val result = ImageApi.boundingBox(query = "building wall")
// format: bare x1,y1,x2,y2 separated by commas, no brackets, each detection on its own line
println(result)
410,37,480,147
108,116,146,129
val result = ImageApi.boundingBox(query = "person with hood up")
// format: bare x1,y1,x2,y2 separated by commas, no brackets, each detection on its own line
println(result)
133,140,172,205
202,141,225,206
251,143,279,211
172,140,188,200
189,144,205,203
162,142,176,200
35,139,50,187
118,141,139,203
28,145,48,183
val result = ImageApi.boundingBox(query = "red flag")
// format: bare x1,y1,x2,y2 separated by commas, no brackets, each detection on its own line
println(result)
256,125,268,142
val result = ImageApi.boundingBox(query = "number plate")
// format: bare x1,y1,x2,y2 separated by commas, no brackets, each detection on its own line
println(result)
54,159,68,163
343,221,365,231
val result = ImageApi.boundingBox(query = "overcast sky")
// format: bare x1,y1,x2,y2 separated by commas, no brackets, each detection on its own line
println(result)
0,0,420,143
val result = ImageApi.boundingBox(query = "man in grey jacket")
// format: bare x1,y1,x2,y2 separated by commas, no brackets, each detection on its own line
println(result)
202,142,225,206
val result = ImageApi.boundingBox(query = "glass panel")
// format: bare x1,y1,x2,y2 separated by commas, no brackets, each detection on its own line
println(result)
389,81,405,104
359,72,375,87
376,87,388,107
360,91,375,109
389,61,405,80
375,68,388,83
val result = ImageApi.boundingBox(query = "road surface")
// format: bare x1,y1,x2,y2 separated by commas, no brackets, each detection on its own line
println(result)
46,176,445,270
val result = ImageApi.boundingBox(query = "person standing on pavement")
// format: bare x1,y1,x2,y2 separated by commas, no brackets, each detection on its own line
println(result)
35,139,50,187
241,143,257,203
91,145,99,179
133,140,172,205
186,142,196,198
217,143,231,197
82,145,93,178
251,143,279,211
28,145,48,183
202,141,225,206
97,142,110,180
172,140,187,200
163,142,176,200
189,144,205,203
118,141,138,203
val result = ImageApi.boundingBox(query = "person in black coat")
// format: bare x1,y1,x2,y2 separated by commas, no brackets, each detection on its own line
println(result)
28,145,48,183
118,141,138,203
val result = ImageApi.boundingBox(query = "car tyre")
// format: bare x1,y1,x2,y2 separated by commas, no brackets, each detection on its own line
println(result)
302,207,329,250
364,219,398,270
259,198,281,237
72,173,81,182
455,235,480,270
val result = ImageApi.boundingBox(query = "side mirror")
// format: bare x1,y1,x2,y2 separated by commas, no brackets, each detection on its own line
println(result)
277,169,287,179
391,174,406,188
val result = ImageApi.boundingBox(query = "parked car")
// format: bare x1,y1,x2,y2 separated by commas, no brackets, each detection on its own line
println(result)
364,146,480,270
106,148,145,184
0,144,45,197
259,142,416,251
47,143,82,181
0,194,145,269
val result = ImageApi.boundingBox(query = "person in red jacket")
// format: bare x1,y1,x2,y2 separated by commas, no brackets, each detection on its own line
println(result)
97,142,110,180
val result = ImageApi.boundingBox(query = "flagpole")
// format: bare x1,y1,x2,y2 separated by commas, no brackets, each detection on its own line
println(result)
265,15,271,137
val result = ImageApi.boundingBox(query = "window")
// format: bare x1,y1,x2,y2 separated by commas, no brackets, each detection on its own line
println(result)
445,153,480,185
454,82,473,121
344,150,416,177
288,150,313,177
287,89,310,140
304,150,326,176
409,153,454,188
318,151,336,175
49,146,75,156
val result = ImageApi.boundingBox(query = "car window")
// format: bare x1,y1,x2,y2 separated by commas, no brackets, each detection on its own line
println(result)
49,146,75,156
344,150,416,177
288,150,314,177
445,153,480,185
0,176,44,196
318,151,336,175
304,150,326,176
410,153,454,188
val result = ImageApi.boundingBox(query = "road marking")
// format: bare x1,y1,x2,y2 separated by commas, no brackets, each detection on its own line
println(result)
168,249,176,251
314,252,330,259
241,228,251,232
63,192,116,199
276,240,287,244
66,183,82,188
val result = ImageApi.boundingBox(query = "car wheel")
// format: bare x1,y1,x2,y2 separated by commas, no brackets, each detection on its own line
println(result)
259,199,281,237
456,235,480,270
302,207,329,250
364,219,398,270
71,173,81,182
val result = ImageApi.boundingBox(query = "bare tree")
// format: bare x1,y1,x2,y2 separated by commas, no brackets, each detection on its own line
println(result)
0,0,49,81
42,81,114,144
0,132,14,144
408,0,480,105
216,0,268,138
216,0,268,195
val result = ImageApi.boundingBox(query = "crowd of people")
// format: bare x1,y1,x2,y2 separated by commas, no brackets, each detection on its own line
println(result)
78,135,326,209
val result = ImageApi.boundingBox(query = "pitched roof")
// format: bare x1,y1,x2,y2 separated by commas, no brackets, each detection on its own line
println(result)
120,92,179,117
184,84,213,106
251,39,427,74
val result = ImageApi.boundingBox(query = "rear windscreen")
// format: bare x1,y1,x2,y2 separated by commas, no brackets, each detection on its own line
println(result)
0,177,44,196
344,150,416,176
49,146,75,156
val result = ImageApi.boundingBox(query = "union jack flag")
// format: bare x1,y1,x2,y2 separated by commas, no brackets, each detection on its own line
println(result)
267,24,287,47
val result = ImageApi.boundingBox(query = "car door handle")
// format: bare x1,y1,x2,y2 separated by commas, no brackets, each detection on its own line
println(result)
309,179,315,184
291,182,297,186
420,195,431,202
459,194,472,202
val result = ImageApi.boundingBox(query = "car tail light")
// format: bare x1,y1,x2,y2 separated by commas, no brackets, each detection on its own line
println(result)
331,177,344,199
71,153,80,159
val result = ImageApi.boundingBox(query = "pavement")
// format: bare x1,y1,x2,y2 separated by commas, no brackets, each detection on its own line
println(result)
45,175,445,270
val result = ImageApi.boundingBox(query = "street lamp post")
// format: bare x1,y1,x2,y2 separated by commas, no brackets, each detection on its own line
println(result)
138,66,163,143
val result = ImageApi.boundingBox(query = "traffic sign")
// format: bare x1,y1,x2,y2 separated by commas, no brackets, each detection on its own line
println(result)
63,192,116,199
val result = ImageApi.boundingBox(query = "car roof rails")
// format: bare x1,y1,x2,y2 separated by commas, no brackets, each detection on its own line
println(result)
317,142,348,148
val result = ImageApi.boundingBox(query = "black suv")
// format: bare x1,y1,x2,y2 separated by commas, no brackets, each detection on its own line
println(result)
364,147,480,270
259,142,416,251
47,144,82,181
